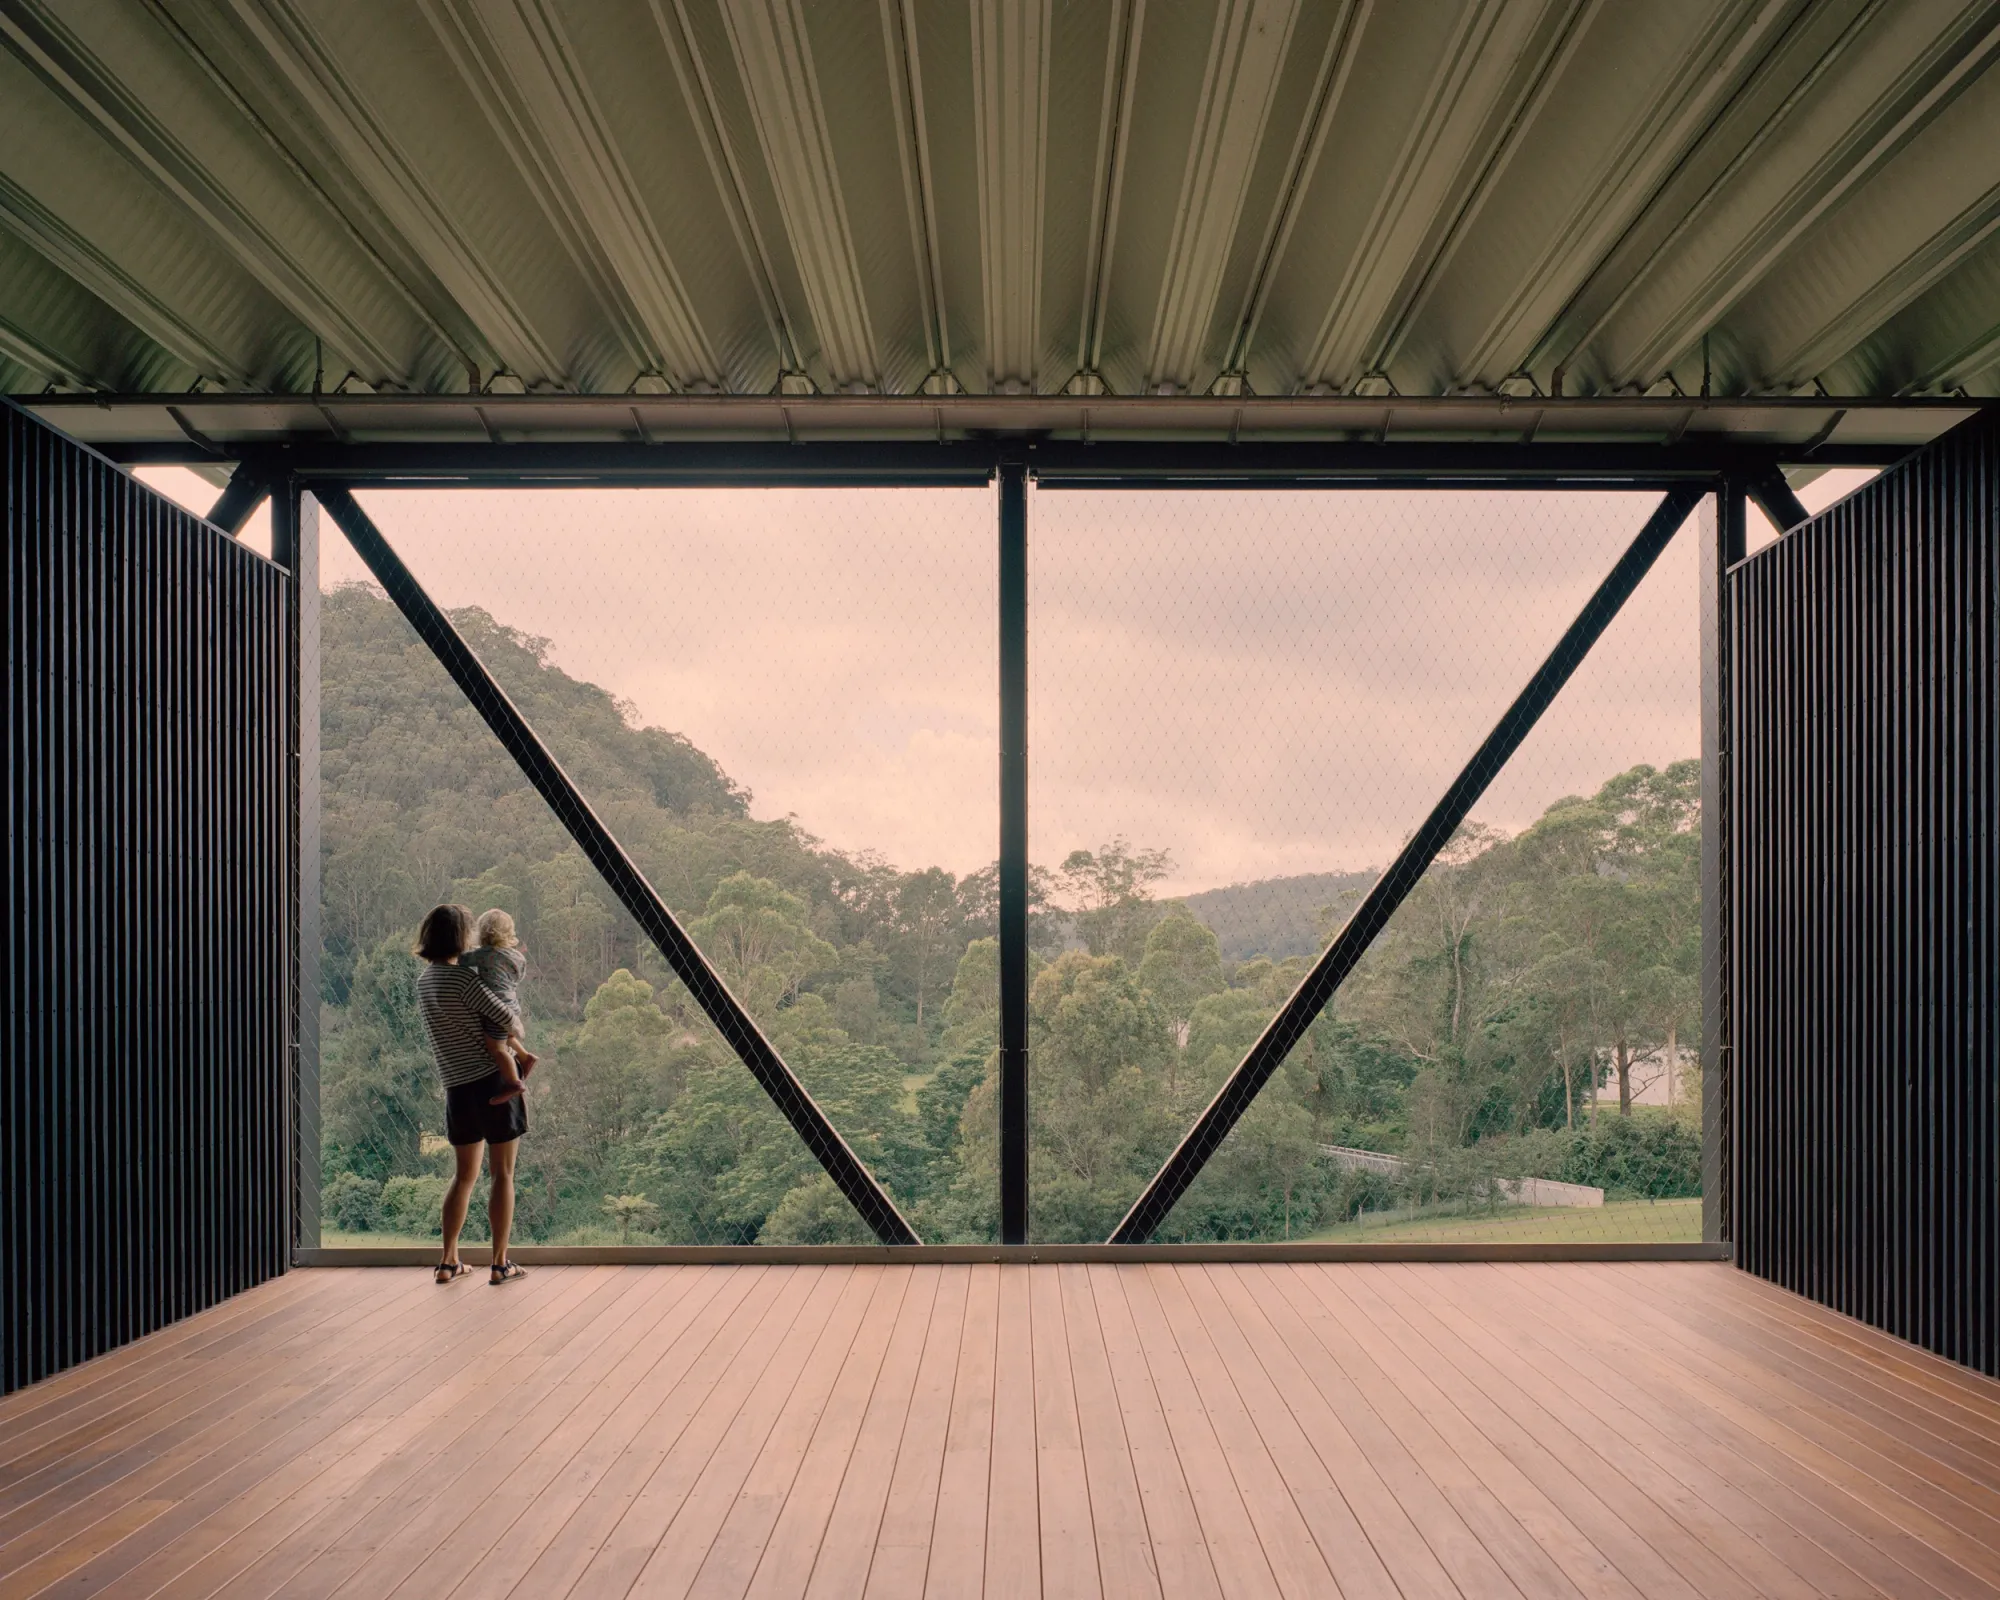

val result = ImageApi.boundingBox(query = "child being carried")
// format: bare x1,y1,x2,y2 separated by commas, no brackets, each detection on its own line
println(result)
464,909,539,1105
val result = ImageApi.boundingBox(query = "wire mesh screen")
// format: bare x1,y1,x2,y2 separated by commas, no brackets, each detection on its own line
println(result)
312,487,996,1248
1027,488,1704,1244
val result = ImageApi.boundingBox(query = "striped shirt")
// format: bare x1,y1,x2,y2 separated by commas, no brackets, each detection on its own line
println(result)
417,962,514,1089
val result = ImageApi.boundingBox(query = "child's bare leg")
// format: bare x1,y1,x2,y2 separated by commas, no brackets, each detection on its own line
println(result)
483,1035,524,1103
511,1027,538,1077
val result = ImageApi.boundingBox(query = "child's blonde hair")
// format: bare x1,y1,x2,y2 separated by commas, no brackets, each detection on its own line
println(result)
476,908,518,948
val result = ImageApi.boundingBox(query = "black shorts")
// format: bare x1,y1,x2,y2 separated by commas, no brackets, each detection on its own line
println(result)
444,1072,528,1148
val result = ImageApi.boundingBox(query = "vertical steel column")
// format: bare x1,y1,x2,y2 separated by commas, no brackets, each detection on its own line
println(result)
1701,481,1745,1249
271,483,320,1252
998,461,1030,1244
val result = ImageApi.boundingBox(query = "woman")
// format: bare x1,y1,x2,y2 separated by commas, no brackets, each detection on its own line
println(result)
413,903,529,1285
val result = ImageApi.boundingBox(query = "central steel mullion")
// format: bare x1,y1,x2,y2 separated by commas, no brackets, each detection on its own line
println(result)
998,462,1030,1245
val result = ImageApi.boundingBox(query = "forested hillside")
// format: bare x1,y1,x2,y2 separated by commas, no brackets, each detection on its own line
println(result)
318,584,1702,1246
1181,871,1378,960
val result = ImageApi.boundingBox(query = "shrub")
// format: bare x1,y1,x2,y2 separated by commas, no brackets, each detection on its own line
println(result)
1486,1114,1700,1198
758,1177,873,1245
322,1171,383,1232
379,1174,447,1238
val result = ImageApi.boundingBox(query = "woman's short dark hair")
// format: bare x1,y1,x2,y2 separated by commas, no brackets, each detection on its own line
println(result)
413,904,473,963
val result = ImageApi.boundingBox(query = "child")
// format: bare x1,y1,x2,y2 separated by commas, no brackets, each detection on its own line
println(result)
463,909,539,1105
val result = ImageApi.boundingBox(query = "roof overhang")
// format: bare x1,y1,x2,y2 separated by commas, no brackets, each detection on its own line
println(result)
28,393,1976,488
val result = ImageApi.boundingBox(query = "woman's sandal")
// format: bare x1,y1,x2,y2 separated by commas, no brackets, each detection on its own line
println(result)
435,1261,471,1284
490,1259,528,1285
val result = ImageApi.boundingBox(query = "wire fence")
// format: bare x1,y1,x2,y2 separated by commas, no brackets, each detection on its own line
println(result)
1027,487,1703,1244
313,486,997,1247
295,480,1704,1249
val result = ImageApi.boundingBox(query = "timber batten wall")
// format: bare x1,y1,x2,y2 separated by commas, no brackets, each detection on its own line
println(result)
2,403,293,1394
1731,410,2000,1375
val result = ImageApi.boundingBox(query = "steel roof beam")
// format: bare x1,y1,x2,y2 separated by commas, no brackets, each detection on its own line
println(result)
86,436,1916,485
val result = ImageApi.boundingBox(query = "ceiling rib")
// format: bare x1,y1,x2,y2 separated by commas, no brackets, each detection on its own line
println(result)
647,0,800,380
972,0,1049,392
1297,0,1555,391
223,0,564,385
0,0,406,381
0,307,107,387
720,0,879,391
1769,179,2000,386
417,0,655,387
0,1,1994,408
0,169,239,381
881,0,949,379
1216,0,1362,390
1142,0,1300,393
1602,2,2000,387
1451,0,1802,388
145,0,483,384
439,0,723,390
1367,0,1594,386
1071,0,1139,386
1917,319,2000,391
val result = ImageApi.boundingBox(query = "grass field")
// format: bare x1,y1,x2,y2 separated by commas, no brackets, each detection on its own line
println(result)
1306,1196,1703,1245
318,1226,446,1248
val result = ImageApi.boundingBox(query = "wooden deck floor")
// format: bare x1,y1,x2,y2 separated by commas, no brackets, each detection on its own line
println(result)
4,1264,1999,1600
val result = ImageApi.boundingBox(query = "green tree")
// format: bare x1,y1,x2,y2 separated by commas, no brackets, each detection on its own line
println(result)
1138,908,1227,1057
1057,838,1172,966
601,1193,659,1244
689,873,837,1017
889,867,961,1033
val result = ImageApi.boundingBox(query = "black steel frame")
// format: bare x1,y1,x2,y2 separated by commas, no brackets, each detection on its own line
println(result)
243,427,1924,1249
998,462,1030,1245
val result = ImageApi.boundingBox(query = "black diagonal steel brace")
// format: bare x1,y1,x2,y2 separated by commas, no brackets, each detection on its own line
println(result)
317,486,920,1245
1110,484,1707,1243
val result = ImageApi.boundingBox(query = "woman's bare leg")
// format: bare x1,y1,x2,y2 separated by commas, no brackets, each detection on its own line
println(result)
486,1137,519,1265
441,1142,482,1263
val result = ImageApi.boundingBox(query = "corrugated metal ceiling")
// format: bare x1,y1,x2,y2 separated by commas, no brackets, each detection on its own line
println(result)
3,0,1998,444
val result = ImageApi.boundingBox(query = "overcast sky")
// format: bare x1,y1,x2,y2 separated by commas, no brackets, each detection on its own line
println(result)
142,466,1874,895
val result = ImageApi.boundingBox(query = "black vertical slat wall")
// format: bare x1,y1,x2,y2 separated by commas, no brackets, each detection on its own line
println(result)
3,403,293,1395
1731,408,2000,1376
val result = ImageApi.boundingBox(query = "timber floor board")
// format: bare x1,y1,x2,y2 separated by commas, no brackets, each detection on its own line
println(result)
3,1265,1998,1600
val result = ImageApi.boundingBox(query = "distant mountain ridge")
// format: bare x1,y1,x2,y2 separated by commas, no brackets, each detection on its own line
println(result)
1176,869,1379,962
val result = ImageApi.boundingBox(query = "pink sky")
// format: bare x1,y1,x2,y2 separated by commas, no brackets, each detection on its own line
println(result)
140,466,1874,893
